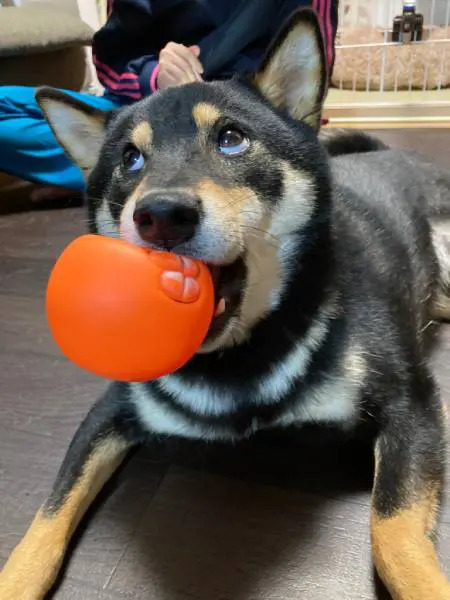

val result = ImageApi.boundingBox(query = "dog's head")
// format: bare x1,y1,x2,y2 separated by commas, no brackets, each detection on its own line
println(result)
38,9,329,353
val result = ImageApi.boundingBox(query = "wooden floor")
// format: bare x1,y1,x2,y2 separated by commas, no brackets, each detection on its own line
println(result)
1,129,450,600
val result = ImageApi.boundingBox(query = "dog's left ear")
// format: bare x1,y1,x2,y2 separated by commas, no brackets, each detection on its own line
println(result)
254,9,327,130
36,87,108,178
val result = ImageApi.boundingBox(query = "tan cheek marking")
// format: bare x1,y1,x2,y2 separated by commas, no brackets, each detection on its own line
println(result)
269,163,315,238
0,437,128,599
119,175,151,243
238,215,280,336
238,162,306,332
131,121,153,152
128,173,150,206
194,178,259,222
371,485,450,599
194,178,266,349
221,164,315,345
192,102,221,129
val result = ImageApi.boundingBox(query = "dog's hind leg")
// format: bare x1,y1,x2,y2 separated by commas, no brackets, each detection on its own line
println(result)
431,219,450,321
371,371,450,600
0,383,140,600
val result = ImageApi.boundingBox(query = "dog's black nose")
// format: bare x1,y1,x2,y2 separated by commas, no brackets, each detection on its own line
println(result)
133,194,200,249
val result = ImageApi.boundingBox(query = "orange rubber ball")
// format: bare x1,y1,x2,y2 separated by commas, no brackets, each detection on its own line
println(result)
46,235,214,382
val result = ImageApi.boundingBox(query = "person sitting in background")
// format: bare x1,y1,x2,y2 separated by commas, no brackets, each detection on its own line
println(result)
0,0,338,202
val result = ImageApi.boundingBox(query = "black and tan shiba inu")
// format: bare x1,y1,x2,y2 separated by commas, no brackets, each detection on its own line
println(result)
2,9,450,600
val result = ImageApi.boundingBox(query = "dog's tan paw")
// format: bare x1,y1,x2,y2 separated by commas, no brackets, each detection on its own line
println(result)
0,563,61,600
0,578,46,600
0,539,64,600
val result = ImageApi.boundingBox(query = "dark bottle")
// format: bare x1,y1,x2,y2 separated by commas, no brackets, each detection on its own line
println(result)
392,1,424,43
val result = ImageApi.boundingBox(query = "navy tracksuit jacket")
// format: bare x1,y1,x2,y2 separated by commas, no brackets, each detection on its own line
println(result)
93,0,338,101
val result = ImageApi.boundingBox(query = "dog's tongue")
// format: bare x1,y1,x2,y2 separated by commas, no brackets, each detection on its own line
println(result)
208,264,226,318
214,298,226,317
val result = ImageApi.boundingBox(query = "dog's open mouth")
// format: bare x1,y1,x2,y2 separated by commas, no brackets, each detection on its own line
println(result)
206,257,246,341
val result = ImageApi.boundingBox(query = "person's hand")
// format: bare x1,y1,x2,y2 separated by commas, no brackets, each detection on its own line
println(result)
157,43,203,90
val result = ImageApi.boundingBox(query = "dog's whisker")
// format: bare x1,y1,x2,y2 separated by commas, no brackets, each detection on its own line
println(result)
240,226,281,247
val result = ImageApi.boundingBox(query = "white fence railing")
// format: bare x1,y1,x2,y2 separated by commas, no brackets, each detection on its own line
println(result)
326,0,450,126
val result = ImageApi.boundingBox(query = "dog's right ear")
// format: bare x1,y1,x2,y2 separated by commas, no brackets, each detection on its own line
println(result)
36,87,108,177
253,9,327,130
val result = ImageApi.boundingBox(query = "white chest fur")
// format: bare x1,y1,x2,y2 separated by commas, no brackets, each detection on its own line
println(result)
129,344,364,441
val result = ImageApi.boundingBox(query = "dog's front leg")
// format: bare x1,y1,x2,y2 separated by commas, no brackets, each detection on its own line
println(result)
370,379,450,600
0,383,140,600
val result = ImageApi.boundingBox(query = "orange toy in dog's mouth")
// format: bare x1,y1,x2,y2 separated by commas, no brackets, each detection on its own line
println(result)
46,234,215,382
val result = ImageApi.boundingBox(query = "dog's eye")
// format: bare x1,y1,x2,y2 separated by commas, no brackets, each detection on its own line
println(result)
217,128,250,156
122,145,145,171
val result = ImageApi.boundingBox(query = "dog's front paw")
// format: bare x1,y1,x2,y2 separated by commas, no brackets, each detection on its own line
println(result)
0,577,44,600
0,563,60,600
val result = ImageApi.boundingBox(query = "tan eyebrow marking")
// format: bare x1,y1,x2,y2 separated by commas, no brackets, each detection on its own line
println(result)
131,121,153,151
192,102,221,129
